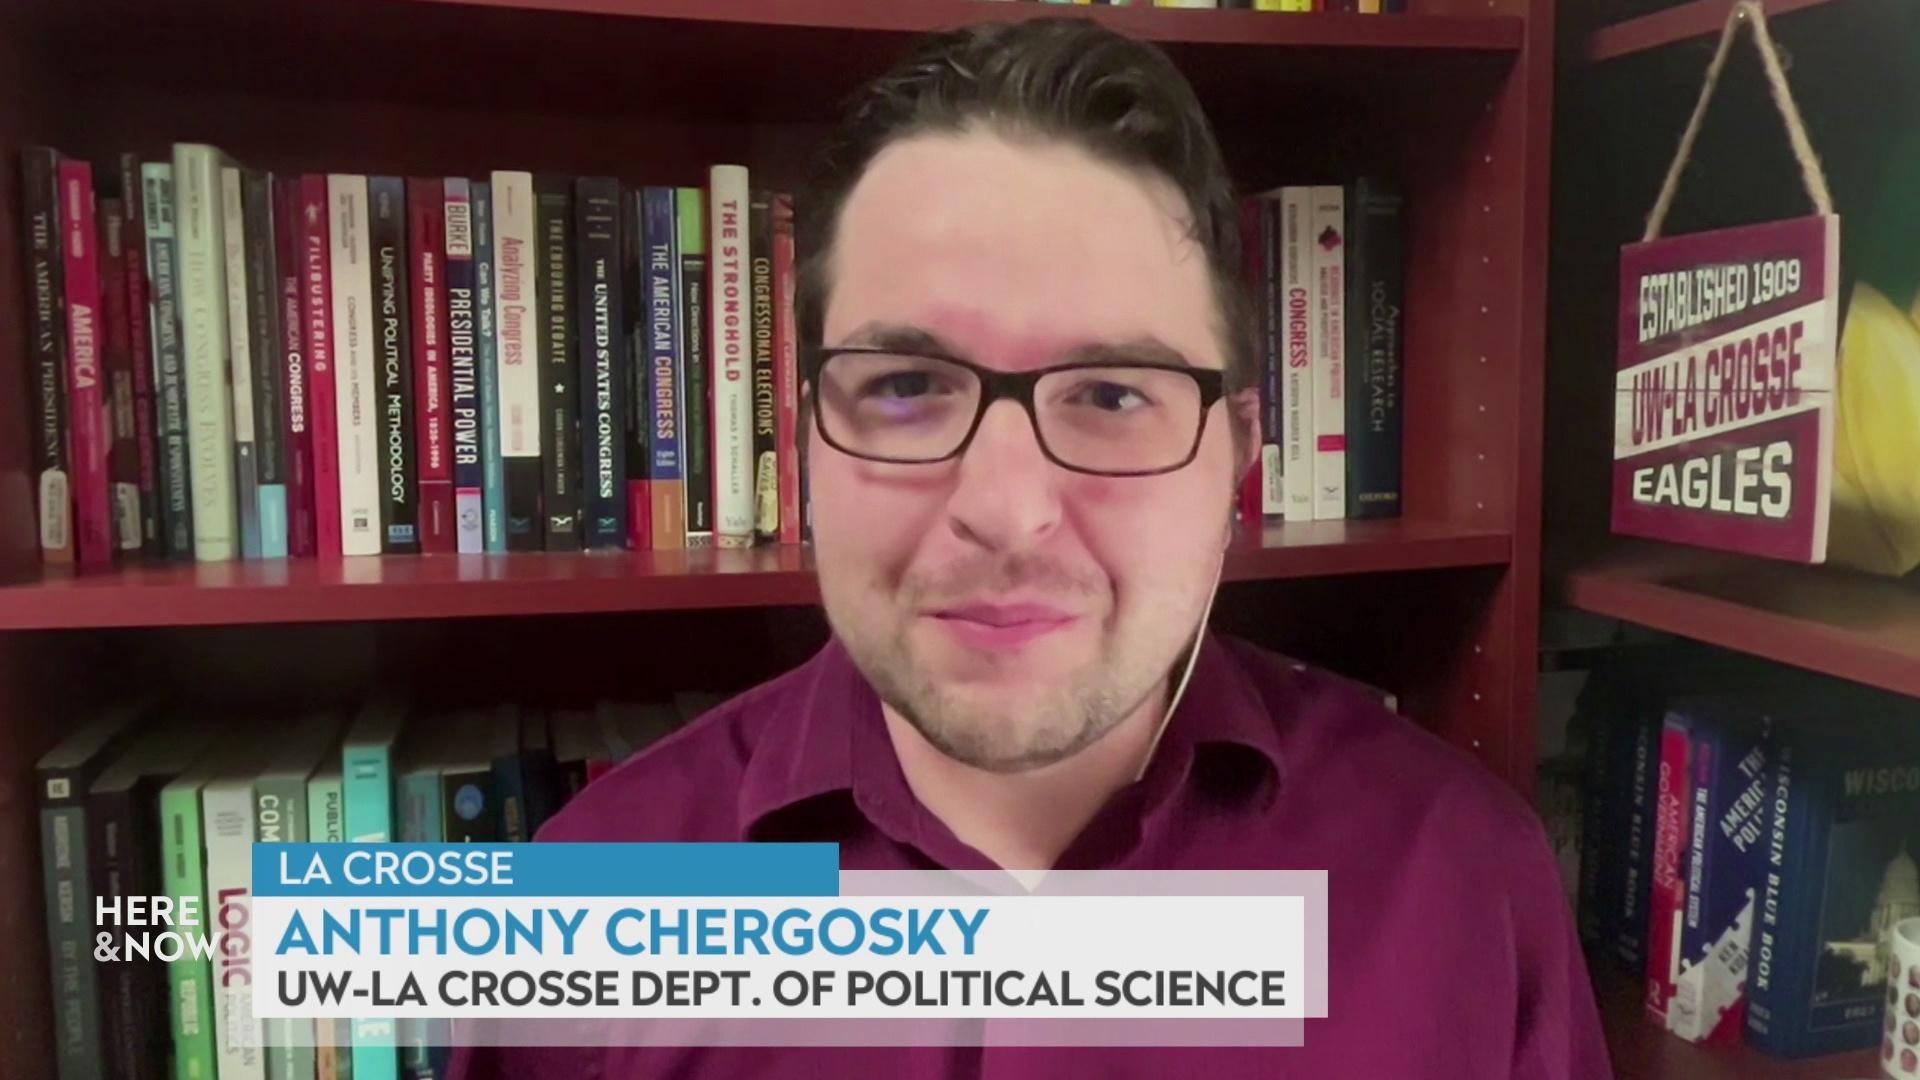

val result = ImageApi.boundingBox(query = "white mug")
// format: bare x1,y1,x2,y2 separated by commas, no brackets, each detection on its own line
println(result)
1884,917,1920,1079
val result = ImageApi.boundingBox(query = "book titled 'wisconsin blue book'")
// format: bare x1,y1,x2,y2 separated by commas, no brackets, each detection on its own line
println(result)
1746,704,1920,1059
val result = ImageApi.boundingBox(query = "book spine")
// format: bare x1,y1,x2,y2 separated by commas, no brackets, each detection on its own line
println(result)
60,160,113,570
771,194,801,545
445,179,484,553
708,166,754,548
301,176,343,558
1278,187,1315,523
1670,724,1718,1040
1645,716,1694,1025
100,197,145,557
441,765,497,843
1617,707,1662,970
409,178,455,553
90,784,156,1080
490,171,544,551
368,177,418,554
342,745,398,1079
328,175,383,556
204,780,265,1080
42,801,103,1079
621,190,651,551
142,164,195,560
1743,739,1800,1057
536,176,581,549
473,182,507,553
395,769,438,1075
159,781,217,1078
243,172,289,558
304,773,346,1079
677,187,711,548
1258,198,1283,518
22,148,74,564
1309,184,1346,520
174,147,240,561
1345,177,1403,519
221,168,262,559
255,776,314,1080
749,191,778,543
118,154,161,558
275,180,316,557
1679,718,1772,1045
575,177,626,549
642,187,684,550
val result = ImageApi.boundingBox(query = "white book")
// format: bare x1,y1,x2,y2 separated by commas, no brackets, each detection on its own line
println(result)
1309,184,1347,521
222,168,260,559
328,176,382,555
1278,187,1316,523
202,750,267,1080
490,172,541,509
708,164,755,547
173,144,239,560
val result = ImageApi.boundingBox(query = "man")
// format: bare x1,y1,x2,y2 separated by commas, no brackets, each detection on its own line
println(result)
453,17,1607,1079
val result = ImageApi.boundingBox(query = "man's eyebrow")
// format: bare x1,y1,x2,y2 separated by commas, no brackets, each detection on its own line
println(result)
832,325,1199,369
1059,337,1198,368
833,322,963,358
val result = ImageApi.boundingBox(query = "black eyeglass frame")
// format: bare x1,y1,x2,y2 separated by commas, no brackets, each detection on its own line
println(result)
807,345,1229,478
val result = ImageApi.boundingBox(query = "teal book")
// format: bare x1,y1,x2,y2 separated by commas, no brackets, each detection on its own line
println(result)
255,716,341,1080
342,700,406,1080
396,721,447,1076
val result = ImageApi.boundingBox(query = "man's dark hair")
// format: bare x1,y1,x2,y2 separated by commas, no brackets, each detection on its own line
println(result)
796,17,1252,394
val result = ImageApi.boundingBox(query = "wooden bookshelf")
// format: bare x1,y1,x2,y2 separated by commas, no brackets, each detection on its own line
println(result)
0,0,1554,1071
1582,0,1839,63
1596,966,1882,1079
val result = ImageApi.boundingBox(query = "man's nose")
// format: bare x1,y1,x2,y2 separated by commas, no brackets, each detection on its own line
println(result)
944,399,1064,553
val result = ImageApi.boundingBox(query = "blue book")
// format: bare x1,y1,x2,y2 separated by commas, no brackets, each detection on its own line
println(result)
1577,669,1664,972
641,186,682,548
1746,706,1920,1059
473,182,506,553
342,700,406,1080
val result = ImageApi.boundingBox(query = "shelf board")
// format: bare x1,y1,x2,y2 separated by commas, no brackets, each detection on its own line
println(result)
1584,0,1836,63
1561,542,1920,699
0,520,1507,630
1596,965,1878,1079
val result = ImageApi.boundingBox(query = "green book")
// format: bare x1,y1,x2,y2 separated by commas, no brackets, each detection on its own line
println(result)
256,716,342,1080
343,700,407,1080
158,741,240,1080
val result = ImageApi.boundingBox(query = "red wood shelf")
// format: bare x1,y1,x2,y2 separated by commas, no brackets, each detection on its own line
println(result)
1583,0,1837,63
1597,966,1879,1079
0,520,1507,630
1561,542,1920,699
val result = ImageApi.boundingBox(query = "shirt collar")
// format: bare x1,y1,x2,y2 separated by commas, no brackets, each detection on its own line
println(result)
737,631,1286,840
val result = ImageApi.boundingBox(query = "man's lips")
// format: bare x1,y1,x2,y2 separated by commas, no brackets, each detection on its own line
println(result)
925,603,1079,649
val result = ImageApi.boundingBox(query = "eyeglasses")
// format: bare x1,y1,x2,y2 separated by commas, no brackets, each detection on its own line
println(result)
809,347,1226,477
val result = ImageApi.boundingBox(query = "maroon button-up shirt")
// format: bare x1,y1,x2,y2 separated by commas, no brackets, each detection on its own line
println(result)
449,633,1609,1079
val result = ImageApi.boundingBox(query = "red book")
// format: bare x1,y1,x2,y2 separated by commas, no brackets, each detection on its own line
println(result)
771,194,801,545
276,181,316,556
299,175,343,558
1644,717,1695,1026
60,160,112,570
119,154,159,559
409,179,454,552
98,197,144,557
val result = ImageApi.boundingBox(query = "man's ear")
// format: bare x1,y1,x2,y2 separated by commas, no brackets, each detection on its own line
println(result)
1228,387,1262,481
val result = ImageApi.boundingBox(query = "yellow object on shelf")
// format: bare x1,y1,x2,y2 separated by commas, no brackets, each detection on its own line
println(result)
1828,283,1920,577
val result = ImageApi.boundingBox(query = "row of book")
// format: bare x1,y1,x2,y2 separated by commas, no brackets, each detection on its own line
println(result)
38,697,709,1080
1236,180,1404,526
1010,1,1414,12
1576,657,1920,1061
20,145,805,569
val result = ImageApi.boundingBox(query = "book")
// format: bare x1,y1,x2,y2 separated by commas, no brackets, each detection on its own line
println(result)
88,719,209,1080
1345,176,1403,520
39,705,142,1080
641,186,684,550
490,171,543,551
117,153,162,558
98,195,145,556
221,167,262,560
328,174,383,556
677,187,712,549
21,147,73,564
708,165,755,548
242,170,290,559
274,177,316,557
473,181,507,554
575,176,627,549
749,191,779,542
437,716,498,844
203,739,273,1080
537,175,581,550
1746,707,1920,1058
342,700,406,1080
771,193,801,545
487,707,529,843
520,712,563,837
1277,186,1315,523
141,162,196,560
255,716,341,1080
550,710,609,796
61,158,113,570
395,722,447,1077
1645,710,1699,1026
305,760,348,1077
174,144,240,561
409,178,455,553
1576,667,1664,973
620,189,652,551
444,178,484,554
1309,184,1347,521
299,175,344,558
159,737,235,1080
1256,196,1284,518
369,177,419,554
